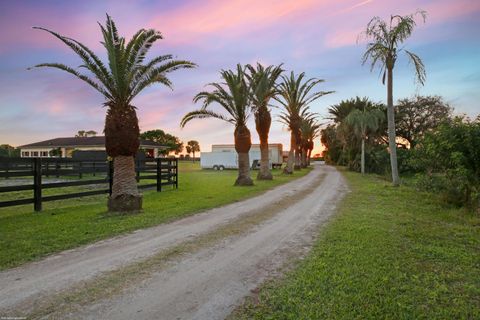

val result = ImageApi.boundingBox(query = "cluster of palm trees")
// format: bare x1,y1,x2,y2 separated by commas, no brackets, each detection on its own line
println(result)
181,65,331,186
325,97,385,174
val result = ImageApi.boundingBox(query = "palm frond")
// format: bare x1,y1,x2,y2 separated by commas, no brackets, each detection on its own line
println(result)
180,109,232,128
31,26,115,96
29,63,112,100
31,14,195,110
183,64,250,129
129,60,196,101
405,49,426,85
361,10,426,86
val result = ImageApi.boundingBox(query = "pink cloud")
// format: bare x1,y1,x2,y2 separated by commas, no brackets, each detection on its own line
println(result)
149,0,325,46
323,0,480,48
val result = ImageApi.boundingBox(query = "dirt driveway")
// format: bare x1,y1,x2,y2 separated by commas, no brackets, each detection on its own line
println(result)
0,164,348,319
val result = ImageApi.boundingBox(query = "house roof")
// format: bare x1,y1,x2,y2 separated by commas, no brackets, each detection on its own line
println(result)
19,136,168,149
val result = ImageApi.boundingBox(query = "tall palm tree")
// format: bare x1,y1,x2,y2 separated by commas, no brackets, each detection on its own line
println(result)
361,10,426,186
276,72,333,173
345,107,385,174
29,14,196,212
181,65,253,186
246,63,283,180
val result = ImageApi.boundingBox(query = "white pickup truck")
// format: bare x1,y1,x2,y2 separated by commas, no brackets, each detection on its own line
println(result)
200,151,261,170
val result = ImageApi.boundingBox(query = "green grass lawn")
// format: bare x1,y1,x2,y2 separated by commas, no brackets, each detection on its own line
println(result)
235,169,480,319
0,161,310,270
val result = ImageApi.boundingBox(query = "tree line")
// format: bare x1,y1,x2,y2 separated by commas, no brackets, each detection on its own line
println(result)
322,95,479,211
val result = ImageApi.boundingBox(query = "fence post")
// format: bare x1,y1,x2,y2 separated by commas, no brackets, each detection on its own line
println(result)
108,160,113,196
33,158,42,212
92,161,96,177
79,161,83,179
5,159,9,180
157,158,162,192
136,158,140,183
175,158,178,189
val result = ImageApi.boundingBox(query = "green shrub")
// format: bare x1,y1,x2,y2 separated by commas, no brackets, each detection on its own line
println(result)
411,117,480,211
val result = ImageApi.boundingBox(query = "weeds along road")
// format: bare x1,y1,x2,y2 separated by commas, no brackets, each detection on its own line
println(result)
0,163,348,320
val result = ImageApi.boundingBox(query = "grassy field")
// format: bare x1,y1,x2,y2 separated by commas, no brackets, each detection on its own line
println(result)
234,169,480,319
0,162,310,270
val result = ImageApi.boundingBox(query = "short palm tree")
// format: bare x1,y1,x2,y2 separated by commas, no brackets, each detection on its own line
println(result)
345,106,385,174
181,65,254,186
186,140,200,162
246,63,283,180
29,14,196,212
361,10,426,186
276,72,333,173
299,116,321,167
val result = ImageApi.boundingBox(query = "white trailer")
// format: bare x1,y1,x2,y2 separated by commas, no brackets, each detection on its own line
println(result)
200,151,261,170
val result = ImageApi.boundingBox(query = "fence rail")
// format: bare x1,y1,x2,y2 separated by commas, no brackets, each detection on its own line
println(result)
0,157,178,211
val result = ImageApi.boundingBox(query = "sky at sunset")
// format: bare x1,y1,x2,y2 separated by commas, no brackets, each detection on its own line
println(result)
0,0,479,155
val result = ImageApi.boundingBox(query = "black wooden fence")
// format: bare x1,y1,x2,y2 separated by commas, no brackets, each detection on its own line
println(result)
0,157,178,211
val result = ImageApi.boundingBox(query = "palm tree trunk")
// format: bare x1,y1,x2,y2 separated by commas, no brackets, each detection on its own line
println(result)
387,66,400,186
361,137,365,175
235,152,253,186
108,155,142,212
307,140,313,166
256,108,273,180
105,105,142,213
294,131,302,170
258,142,272,179
284,132,295,174
234,125,254,186
294,148,301,170
301,147,307,168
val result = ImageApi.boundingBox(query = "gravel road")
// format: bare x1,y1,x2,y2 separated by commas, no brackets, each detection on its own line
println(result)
0,164,348,319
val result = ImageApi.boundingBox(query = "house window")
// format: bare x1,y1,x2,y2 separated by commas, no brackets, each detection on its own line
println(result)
41,151,48,157
32,151,39,157
22,151,29,157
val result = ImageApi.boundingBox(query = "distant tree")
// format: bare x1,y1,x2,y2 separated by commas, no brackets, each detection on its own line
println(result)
75,130,97,137
49,147,62,157
185,145,192,158
346,106,385,174
361,10,427,186
395,95,452,148
299,116,321,167
326,97,386,170
0,144,20,157
140,129,183,155
320,124,343,165
186,140,200,162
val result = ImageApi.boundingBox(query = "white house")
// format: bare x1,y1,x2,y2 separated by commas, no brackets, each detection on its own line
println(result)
19,136,167,158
